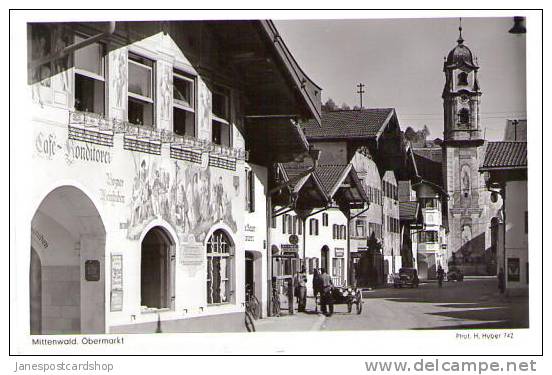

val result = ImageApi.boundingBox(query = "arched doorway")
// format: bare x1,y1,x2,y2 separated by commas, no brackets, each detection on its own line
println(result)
141,227,175,310
320,245,330,273
31,185,106,334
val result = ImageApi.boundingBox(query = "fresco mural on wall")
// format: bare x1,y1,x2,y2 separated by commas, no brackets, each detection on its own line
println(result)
126,155,238,243
110,48,127,112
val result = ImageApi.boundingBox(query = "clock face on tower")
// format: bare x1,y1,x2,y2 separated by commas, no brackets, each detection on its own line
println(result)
460,95,469,104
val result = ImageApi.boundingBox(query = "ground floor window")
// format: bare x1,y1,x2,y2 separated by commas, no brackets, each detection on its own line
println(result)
332,258,345,286
207,230,234,304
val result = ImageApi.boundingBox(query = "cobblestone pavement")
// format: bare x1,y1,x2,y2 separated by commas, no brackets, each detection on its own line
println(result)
254,278,529,331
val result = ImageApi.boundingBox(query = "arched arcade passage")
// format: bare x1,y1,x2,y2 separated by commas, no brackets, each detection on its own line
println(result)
30,185,106,335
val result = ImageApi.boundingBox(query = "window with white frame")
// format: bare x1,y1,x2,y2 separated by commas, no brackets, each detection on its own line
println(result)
128,53,154,126
309,218,319,236
74,35,105,115
173,70,196,137
355,219,366,238
212,86,231,147
332,258,344,285
418,230,439,243
206,230,233,304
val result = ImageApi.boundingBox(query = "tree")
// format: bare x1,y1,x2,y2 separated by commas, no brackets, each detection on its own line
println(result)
322,98,337,112
421,124,430,139
404,126,418,142
341,102,351,110
353,105,361,110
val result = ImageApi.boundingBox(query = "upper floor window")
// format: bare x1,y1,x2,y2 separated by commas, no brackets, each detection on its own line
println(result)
322,213,329,226
212,86,231,147
355,219,367,238
173,70,196,137
128,53,154,126
418,230,439,243
74,35,105,115
309,219,319,236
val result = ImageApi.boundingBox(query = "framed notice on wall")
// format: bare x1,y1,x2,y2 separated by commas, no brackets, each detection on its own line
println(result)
110,254,123,311
507,257,520,282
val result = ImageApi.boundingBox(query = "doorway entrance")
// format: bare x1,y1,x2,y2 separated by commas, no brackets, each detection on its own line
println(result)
141,227,174,309
321,245,330,273
30,186,106,334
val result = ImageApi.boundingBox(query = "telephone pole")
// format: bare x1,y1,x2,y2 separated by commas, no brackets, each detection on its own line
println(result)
357,83,365,109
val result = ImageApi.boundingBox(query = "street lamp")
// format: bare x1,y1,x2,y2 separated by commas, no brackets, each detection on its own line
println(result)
509,17,526,34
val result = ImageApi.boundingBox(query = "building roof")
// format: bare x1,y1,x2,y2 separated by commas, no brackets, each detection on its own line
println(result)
412,147,442,164
445,27,478,70
480,141,527,170
412,150,443,187
314,165,350,196
301,108,395,140
399,201,419,221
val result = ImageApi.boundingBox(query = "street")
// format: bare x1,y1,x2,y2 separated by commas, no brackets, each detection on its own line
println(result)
255,278,529,332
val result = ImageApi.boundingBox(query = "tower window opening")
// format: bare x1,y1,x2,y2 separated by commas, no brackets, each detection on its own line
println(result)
458,108,470,126
457,72,468,86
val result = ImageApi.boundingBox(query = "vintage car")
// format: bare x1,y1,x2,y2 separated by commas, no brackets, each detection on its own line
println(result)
447,268,464,282
393,268,420,288
328,286,363,314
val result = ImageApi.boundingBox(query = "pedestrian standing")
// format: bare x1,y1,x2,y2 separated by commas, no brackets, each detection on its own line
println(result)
498,268,506,294
295,266,308,312
312,268,322,313
437,265,445,288
319,268,334,317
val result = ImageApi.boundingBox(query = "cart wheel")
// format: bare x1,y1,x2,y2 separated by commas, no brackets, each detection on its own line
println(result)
347,302,353,313
356,292,363,314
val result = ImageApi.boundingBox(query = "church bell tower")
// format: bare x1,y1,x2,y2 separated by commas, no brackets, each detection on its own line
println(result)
442,23,497,275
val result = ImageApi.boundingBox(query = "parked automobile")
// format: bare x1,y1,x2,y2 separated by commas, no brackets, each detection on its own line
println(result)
393,268,419,288
447,268,464,282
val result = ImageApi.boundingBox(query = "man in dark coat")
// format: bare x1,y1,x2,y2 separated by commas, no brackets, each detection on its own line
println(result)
319,268,334,316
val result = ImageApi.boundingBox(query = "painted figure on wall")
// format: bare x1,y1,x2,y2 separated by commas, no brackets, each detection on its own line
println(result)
127,156,238,242
112,49,127,109
159,65,171,121
461,165,471,198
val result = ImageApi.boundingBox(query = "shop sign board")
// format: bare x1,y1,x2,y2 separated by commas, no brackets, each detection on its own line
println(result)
85,260,101,281
335,248,345,257
110,254,123,311
281,244,298,251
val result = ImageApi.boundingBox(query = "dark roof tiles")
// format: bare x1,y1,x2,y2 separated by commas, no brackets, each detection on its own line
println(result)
481,142,527,169
302,108,394,139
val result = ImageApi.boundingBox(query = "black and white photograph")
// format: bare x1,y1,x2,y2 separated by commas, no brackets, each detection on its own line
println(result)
9,9,543,360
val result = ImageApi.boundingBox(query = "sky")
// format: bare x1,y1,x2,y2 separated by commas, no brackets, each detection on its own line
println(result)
275,17,526,141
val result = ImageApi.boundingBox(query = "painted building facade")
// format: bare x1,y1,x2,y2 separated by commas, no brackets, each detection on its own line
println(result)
22,20,321,335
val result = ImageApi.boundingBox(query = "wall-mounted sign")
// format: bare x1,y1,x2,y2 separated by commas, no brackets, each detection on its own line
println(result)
85,260,101,281
441,244,447,249
507,257,520,282
281,244,298,251
335,248,345,257
289,234,299,245
110,254,123,311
